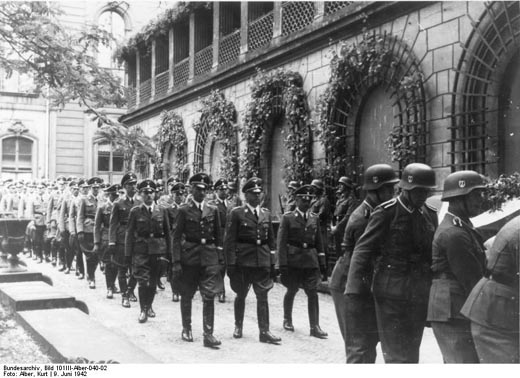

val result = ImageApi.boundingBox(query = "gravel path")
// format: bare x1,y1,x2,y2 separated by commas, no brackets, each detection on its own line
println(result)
18,256,443,364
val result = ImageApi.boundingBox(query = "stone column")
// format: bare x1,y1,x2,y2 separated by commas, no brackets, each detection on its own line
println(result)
136,52,140,107
212,1,220,71
239,1,248,56
188,12,195,83
273,2,282,41
168,28,174,91
151,40,156,101
314,1,325,23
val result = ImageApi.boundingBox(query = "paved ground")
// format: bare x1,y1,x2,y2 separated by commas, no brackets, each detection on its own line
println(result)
20,256,443,364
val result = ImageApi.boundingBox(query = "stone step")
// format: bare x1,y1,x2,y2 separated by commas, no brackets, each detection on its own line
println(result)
0,281,87,313
0,270,52,285
16,308,159,363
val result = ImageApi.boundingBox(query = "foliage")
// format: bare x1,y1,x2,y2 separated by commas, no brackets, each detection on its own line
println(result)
116,2,212,61
154,110,188,179
316,29,424,181
193,90,238,181
93,124,155,172
241,68,313,184
0,2,125,124
486,173,520,212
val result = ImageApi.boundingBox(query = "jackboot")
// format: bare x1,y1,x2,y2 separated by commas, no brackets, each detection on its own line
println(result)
257,300,281,344
233,297,245,338
138,287,148,323
308,293,327,339
180,297,193,342
283,291,296,331
146,287,156,318
202,300,221,348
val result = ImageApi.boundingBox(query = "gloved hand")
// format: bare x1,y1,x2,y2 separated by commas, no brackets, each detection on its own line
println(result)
171,262,182,280
227,265,236,278
320,265,328,282
78,232,84,243
270,265,279,279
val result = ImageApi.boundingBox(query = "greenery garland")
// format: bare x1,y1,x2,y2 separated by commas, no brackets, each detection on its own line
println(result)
241,68,313,184
116,2,212,61
193,90,239,182
486,173,520,212
155,110,188,179
316,30,424,181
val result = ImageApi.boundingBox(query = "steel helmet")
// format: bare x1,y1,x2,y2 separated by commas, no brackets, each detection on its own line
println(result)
398,163,436,190
363,164,400,190
441,170,487,201
338,176,354,189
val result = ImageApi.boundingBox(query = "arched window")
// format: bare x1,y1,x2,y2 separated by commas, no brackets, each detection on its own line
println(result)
1,136,33,180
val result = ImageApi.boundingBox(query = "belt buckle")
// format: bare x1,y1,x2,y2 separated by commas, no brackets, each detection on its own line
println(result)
201,238,206,245
256,239,261,245
303,242,308,248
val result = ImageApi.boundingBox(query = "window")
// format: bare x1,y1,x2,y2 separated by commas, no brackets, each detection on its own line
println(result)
98,10,126,82
1,136,33,180
97,144,124,173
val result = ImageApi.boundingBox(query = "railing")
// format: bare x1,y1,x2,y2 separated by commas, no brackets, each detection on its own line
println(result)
126,87,136,108
173,57,189,87
325,1,353,15
219,29,240,65
248,11,274,51
282,1,315,37
155,71,169,99
139,79,151,104
194,45,213,76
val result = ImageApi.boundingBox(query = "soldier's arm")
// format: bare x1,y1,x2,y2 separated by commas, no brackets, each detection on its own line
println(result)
276,214,289,267
162,208,172,261
345,207,390,294
58,201,66,231
171,207,185,263
46,197,54,222
93,206,103,245
224,209,238,266
77,199,86,234
108,202,119,245
68,201,76,234
124,208,137,257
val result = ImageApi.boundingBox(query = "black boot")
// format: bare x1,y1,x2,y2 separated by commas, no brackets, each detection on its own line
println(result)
258,300,281,344
308,293,327,339
233,297,245,338
203,300,221,348
180,298,193,342
146,287,156,318
283,291,296,331
138,287,148,323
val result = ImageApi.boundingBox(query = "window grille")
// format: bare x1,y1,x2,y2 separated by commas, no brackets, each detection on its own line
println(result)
155,71,169,99
324,1,352,15
140,53,152,82
155,36,169,74
194,45,213,76
173,58,189,87
126,86,136,108
248,11,274,51
281,1,315,37
139,79,152,104
219,30,240,65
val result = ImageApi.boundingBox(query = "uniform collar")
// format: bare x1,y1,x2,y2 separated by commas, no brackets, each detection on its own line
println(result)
397,194,423,214
246,203,259,214
362,199,375,211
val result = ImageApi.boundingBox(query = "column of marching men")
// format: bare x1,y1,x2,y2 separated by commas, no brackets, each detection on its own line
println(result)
0,163,517,362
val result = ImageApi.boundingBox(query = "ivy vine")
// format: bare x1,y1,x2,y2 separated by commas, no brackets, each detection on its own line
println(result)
316,29,424,181
155,110,188,179
193,90,239,182
241,68,313,184
486,172,520,212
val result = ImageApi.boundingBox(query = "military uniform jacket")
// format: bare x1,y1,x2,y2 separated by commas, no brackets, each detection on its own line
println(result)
209,198,228,239
334,194,358,233
77,194,98,234
125,203,171,257
109,196,141,245
461,215,520,332
311,195,331,230
94,200,114,245
172,200,223,266
0,194,23,217
428,213,486,322
276,209,324,268
47,191,63,222
329,200,374,292
345,194,438,301
224,205,276,268
58,194,72,232
28,194,49,226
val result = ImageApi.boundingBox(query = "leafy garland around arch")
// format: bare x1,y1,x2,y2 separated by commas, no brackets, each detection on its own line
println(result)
316,30,424,181
192,90,239,182
241,68,313,184
155,110,188,179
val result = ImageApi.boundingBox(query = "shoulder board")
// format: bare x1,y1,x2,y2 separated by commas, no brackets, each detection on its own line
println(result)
424,203,437,212
261,207,270,212
380,198,397,209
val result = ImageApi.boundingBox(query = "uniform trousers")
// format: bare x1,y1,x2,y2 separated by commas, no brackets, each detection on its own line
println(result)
471,322,519,363
112,243,136,296
331,288,348,358
431,320,479,363
69,233,84,275
80,233,98,281
33,225,46,259
345,294,379,363
177,264,223,299
60,230,73,268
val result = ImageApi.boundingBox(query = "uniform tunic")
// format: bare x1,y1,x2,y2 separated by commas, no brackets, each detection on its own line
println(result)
332,194,358,257
94,199,114,263
109,196,141,266
311,195,331,257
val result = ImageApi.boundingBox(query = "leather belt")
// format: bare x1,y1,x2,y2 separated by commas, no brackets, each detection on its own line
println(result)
288,242,315,249
185,237,214,245
238,238,267,245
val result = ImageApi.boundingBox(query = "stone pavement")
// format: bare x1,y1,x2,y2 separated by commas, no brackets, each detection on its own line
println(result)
19,255,444,364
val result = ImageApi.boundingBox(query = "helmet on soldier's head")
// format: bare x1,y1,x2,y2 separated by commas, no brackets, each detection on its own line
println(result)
338,177,354,189
288,181,300,191
441,170,487,201
310,179,324,192
398,163,436,190
363,164,399,191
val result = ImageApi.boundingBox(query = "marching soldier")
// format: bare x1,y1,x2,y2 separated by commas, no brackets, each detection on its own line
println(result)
126,180,171,324
26,183,50,263
47,177,66,268
58,180,78,274
70,179,89,279
310,179,331,278
109,172,141,308
461,215,520,363
153,178,167,291
330,164,398,363
331,176,358,258
77,177,103,289
224,177,281,345
171,173,224,348
277,184,328,338
346,163,438,363
94,184,120,299
428,171,487,363
209,178,229,303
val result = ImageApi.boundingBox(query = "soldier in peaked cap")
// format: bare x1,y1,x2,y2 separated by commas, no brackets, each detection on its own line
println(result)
331,176,359,258
109,172,142,308
126,180,171,324
346,163,438,363
69,178,89,279
330,164,398,363
94,184,120,299
47,176,67,268
77,177,104,289
428,171,487,363
224,177,281,345
277,184,328,339
58,180,79,274
171,173,224,348
209,178,229,303
310,179,331,278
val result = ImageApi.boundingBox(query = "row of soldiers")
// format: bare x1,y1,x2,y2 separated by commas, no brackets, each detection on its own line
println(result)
328,163,519,364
